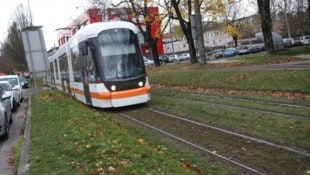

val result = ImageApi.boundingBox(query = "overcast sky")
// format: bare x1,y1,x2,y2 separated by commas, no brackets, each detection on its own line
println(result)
1,0,256,50
0,0,88,49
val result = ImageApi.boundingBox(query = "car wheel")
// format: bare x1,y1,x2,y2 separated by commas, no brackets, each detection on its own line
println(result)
12,99,18,112
9,113,13,124
1,117,9,140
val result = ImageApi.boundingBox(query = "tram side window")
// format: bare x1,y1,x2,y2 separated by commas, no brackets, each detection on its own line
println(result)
59,54,69,81
71,51,81,82
85,47,99,84
49,62,54,80
54,60,59,80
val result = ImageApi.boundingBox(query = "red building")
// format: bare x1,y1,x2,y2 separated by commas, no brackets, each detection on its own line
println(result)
57,8,102,46
57,7,164,56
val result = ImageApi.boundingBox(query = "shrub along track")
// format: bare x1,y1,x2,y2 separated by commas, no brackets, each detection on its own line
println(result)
113,89,309,175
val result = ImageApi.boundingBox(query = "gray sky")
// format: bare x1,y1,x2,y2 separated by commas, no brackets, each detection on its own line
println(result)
0,0,87,49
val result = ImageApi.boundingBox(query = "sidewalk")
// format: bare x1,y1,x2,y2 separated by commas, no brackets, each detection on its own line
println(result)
17,97,31,175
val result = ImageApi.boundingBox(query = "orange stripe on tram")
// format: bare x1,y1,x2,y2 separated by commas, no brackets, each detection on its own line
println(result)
90,86,151,100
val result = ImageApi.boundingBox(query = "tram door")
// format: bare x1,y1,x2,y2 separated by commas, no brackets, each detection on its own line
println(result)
59,54,71,95
79,43,92,105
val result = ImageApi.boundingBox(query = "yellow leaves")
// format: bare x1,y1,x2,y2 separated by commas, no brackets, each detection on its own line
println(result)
138,138,166,154
178,161,203,173
223,24,240,37
95,161,102,167
94,168,104,175
58,154,67,160
138,138,145,144
120,159,130,167
108,166,117,172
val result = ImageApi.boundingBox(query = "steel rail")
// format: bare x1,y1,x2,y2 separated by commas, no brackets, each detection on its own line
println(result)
148,108,310,158
153,92,309,119
119,113,270,175
189,93,310,109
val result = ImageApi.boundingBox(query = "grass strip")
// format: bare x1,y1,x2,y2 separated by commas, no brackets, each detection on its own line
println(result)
150,93,310,150
125,109,309,175
149,70,310,94
29,90,202,175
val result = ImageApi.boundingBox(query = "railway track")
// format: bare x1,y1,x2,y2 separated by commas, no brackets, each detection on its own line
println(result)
117,107,309,174
153,91,309,119
113,90,310,175
119,112,270,175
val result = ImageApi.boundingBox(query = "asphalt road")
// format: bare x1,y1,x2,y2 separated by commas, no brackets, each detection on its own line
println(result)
0,87,35,175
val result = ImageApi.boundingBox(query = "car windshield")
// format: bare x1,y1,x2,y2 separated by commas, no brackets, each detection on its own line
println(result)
0,77,18,86
0,83,10,91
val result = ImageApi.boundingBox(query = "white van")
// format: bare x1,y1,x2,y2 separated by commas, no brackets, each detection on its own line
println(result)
0,75,24,104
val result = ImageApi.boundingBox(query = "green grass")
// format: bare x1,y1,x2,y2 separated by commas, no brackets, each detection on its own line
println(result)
29,90,201,175
150,89,310,150
149,70,310,93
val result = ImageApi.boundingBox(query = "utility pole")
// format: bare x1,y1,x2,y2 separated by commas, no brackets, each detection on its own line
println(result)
194,0,206,65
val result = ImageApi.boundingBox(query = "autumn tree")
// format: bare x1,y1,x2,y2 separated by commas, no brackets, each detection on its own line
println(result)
128,0,170,66
221,0,248,47
257,0,275,55
1,22,27,73
0,3,32,74
89,0,170,66
170,0,198,64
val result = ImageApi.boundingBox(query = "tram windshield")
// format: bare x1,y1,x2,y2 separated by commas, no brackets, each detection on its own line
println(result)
98,28,144,80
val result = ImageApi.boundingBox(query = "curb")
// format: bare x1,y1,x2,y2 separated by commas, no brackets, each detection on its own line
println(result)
17,97,31,175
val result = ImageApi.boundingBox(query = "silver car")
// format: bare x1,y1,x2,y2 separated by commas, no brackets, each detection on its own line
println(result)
0,87,13,140
0,81,19,112
0,75,24,104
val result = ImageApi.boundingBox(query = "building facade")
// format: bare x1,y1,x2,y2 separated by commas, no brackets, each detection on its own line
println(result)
56,7,164,56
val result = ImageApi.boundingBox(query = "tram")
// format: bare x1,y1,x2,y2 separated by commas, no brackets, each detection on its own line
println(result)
47,21,151,108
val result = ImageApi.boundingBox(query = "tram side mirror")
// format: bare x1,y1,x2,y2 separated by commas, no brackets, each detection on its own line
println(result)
80,42,88,55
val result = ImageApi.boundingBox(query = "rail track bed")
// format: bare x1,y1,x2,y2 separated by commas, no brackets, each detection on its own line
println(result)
112,88,309,175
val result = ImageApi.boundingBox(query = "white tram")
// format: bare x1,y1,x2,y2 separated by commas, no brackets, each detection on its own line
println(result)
47,21,151,108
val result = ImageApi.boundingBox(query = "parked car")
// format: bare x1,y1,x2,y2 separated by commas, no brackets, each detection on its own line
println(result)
300,35,310,45
236,45,249,55
293,39,303,46
143,57,154,66
208,49,224,59
159,55,170,63
0,75,24,103
0,87,12,140
177,52,190,61
19,76,29,88
0,81,19,112
167,54,177,62
224,48,236,57
283,38,294,48
247,44,261,53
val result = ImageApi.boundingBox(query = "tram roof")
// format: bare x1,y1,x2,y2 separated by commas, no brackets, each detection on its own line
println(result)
74,21,139,43
48,21,139,59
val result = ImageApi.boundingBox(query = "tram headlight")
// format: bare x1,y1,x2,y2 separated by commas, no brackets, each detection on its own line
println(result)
138,81,144,87
111,85,116,91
